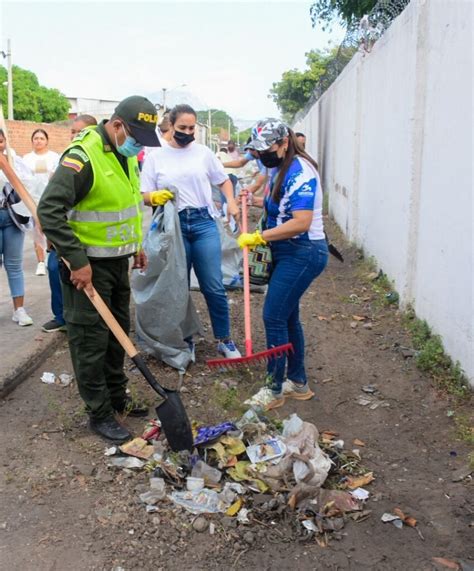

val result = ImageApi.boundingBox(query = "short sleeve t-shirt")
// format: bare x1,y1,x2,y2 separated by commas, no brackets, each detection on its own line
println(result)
140,142,228,213
264,156,324,241
22,150,60,176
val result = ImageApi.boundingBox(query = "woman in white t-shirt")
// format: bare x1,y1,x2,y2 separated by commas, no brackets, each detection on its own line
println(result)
141,104,242,360
23,129,59,276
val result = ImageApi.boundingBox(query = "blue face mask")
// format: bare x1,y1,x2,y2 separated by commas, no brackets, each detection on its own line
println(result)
115,125,143,157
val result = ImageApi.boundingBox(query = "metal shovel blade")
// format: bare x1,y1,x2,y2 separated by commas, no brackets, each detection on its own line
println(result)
156,388,194,452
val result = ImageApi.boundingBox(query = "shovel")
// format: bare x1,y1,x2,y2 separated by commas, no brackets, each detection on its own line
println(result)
81,286,194,452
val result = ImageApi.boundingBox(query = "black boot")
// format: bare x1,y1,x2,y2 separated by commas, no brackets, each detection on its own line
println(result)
113,396,149,417
89,416,132,443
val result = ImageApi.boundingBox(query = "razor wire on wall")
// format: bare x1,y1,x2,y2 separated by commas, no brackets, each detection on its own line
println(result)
294,0,411,123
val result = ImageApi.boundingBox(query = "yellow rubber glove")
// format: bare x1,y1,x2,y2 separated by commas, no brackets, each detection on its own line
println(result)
150,189,174,207
237,231,267,250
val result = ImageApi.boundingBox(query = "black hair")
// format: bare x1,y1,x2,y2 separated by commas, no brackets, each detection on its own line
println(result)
74,114,97,126
271,128,318,203
31,128,49,142
0,129,4,138
295,132,305,138
169,104,196,125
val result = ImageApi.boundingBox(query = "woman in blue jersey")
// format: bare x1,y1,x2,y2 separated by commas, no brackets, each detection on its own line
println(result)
238,119,328,410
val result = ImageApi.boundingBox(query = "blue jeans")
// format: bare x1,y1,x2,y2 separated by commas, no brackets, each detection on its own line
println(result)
264,238,328,394
179,208,230,339
47,249,65,324
0,208,25,298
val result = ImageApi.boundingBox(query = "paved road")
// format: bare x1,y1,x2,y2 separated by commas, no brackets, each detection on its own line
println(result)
0,231,64,394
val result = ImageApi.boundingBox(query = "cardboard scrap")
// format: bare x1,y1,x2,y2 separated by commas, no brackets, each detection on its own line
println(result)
120,437,154,460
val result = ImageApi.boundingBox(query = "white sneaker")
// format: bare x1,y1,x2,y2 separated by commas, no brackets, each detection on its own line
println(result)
12,307,34,326
217,339,242,359
35,262,46,276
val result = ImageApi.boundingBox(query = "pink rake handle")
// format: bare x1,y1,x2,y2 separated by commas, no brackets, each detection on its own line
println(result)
240,195,253,357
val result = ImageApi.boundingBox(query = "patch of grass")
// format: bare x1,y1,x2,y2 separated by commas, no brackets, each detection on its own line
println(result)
355,255,399,307
454,414,474,445
213,383,247,417
323,192,329,215
403,309,469,398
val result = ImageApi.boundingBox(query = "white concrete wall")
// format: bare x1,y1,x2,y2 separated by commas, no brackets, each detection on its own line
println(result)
294,0,473,385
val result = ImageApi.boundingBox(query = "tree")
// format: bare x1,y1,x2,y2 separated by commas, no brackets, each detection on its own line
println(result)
196,109,236,138
0,65,70,122
269,49,334,119
310,0,377,29
237,127,252,145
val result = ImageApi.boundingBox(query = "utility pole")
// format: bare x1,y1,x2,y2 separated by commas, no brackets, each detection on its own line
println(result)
162,87,167,112
7,40,13,120
227,118,231,142
1,39,13,120
208,108,212,148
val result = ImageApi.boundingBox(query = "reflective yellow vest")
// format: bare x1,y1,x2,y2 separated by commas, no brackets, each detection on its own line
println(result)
66,128,143,258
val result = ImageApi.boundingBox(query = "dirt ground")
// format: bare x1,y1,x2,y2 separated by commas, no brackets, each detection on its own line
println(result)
0,219,472,571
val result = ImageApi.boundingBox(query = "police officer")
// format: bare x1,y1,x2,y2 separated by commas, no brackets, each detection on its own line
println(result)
38,96,161,443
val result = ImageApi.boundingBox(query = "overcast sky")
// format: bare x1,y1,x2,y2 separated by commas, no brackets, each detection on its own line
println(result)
1,0,344,124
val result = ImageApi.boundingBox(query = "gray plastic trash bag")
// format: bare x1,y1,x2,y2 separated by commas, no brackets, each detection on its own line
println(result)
131,201,202,371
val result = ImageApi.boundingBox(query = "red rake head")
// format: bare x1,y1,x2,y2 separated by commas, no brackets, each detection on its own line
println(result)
206,343,293,370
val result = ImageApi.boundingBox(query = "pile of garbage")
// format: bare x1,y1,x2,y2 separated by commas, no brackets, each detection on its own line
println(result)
106,410,376,543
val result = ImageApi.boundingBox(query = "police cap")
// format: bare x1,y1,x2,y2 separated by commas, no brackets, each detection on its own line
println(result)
115,96,161,147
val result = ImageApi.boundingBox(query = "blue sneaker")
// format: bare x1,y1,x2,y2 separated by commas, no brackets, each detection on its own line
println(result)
217,339,241,359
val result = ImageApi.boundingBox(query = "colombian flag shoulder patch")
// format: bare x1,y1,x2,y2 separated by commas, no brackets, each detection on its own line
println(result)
62,156,84,173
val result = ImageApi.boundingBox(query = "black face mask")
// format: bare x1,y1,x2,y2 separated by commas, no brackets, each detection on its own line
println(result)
258,150,283,168
173,130,195,147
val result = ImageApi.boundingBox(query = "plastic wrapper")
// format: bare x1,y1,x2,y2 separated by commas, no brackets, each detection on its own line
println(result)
132,199,203,371
169,488,232,514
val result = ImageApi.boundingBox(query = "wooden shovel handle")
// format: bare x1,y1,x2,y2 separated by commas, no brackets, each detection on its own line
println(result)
83,286,139,359
0,104,40,222
60,258,138,359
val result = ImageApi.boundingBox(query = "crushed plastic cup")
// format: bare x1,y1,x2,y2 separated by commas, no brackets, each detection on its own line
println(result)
41,372,56,385
350,488,370,501
191,460,222,485
244,387,275,408
109,457,145,469
186,477,205,492
59,373,74,387
150,477,166,493
139,490,165,505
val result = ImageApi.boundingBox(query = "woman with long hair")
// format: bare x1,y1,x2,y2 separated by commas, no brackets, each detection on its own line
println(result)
23,129,59,276
0,129,34,326
141,104,242,360
238,119,328,410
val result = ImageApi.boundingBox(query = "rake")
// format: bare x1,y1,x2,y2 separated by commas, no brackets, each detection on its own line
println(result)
206,193,292,370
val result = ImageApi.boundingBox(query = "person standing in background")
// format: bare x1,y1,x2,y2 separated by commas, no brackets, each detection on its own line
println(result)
227,140,240,161
0,129,34,326
23,129,60,276
42,114,98,333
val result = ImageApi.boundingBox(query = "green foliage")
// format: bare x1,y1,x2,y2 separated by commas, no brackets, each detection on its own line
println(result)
310,0,377,29
0,65,70,122
196,109,235,138
403,309,468,398
454,415,474,445
269,49,335,119
237,127,252,145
